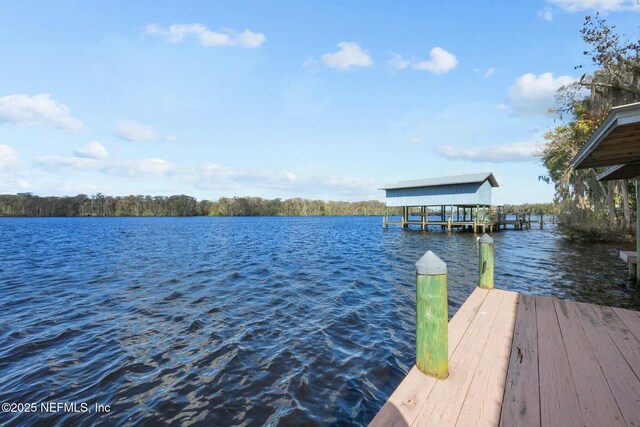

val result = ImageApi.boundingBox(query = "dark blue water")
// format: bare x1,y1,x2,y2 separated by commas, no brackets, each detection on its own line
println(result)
0,217,638,426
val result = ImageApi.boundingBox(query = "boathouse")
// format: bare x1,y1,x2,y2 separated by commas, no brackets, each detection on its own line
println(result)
380,172,519,232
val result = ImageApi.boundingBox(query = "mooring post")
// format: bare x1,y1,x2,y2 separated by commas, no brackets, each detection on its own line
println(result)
415,251,448,379
478,233,494,289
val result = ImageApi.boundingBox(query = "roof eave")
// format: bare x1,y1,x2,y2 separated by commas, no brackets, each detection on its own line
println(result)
571,102,640,170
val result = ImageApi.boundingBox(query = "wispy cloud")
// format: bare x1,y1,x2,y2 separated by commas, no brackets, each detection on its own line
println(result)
38,155,178,177
33,149,382,200
321,42,373,70
474,67,496,78
145,23,266,48
38,156,103,170
124,158,177,175
388,52,411,70
0,144,20,171
547,0,640,11
508,72,575,116
435,141,540,163
484,67,496,77
0,94,82,131
74,141,108,160
539,7,554,20
113,121,173,142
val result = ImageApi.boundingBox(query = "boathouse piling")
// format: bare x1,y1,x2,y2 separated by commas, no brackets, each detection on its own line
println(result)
415,251,448,379
478,234,494,290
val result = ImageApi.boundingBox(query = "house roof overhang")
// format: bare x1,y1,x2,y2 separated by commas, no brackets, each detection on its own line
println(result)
571,102,640,179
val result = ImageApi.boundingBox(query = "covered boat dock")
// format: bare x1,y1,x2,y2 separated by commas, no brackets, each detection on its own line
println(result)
380,172,523,232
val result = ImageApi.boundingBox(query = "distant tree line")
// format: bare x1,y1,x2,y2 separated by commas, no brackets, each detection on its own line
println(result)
0,193,205,217
0,193,389,217
503,203,557,217
210,197,387,216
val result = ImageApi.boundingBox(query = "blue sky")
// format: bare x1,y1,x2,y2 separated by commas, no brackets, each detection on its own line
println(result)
0,1,638,204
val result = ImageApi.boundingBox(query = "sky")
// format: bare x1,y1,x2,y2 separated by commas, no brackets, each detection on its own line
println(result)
0,1,639,204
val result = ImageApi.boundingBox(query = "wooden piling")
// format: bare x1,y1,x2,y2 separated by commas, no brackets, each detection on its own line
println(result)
402,206,408,229
478,233,494,290
415,251,448,379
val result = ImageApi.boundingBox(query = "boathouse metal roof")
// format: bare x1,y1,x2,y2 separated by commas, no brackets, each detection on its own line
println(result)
571,102,640,178
380,172,498,207
379,172,498,190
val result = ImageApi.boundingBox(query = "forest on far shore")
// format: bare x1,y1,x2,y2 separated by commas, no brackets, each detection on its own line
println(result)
0,193,555,218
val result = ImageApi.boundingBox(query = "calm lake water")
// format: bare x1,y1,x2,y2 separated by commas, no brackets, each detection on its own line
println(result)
1,216,639,426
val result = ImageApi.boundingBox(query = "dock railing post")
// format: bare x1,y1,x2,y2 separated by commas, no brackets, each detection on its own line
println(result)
415,251,448,379
478,234,494,289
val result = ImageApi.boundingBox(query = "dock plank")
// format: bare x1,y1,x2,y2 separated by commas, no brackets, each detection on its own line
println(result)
536,297,584,427
372,290,640,427
413,290,506,426
456,290,518,427
369,288,490,427
575,302,640,426
499,294,540,427
593,305,640,381
554,299,625,427
612,306,640,342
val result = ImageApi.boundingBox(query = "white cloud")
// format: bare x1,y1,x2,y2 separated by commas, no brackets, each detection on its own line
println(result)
197,163,298,190
474,67,496,77
484,67,496,78
508,72,576,116
413,47,458,74
388,49,458,75
388,53,411,70
0,94,82,131
145,23,266,48
435,141,540,163
113,121,172,142
193,163,381,199
126,158,177,175
4,178,30,190
321,42,373,70
0,144,19,171
38,156,103,170
539,7,554,20
37,152,177,178
312,175,378,193
547,0,640,11
74,141,108,160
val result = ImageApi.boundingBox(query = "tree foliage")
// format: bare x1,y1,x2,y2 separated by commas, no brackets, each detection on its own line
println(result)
0,193,389,217
540,14,640,240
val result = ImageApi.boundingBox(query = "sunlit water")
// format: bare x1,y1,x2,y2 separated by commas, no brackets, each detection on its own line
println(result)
1,216,638,426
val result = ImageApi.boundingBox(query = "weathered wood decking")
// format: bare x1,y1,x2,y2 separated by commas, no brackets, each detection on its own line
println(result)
370,288,640,427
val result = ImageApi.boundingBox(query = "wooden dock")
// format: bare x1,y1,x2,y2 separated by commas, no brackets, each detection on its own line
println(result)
370,287,640,426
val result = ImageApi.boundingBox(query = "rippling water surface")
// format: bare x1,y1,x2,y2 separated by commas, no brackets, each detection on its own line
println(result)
1,216,639,426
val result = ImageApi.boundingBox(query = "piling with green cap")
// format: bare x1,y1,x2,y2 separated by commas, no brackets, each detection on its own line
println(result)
415,251,448,379
478,233,494,290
